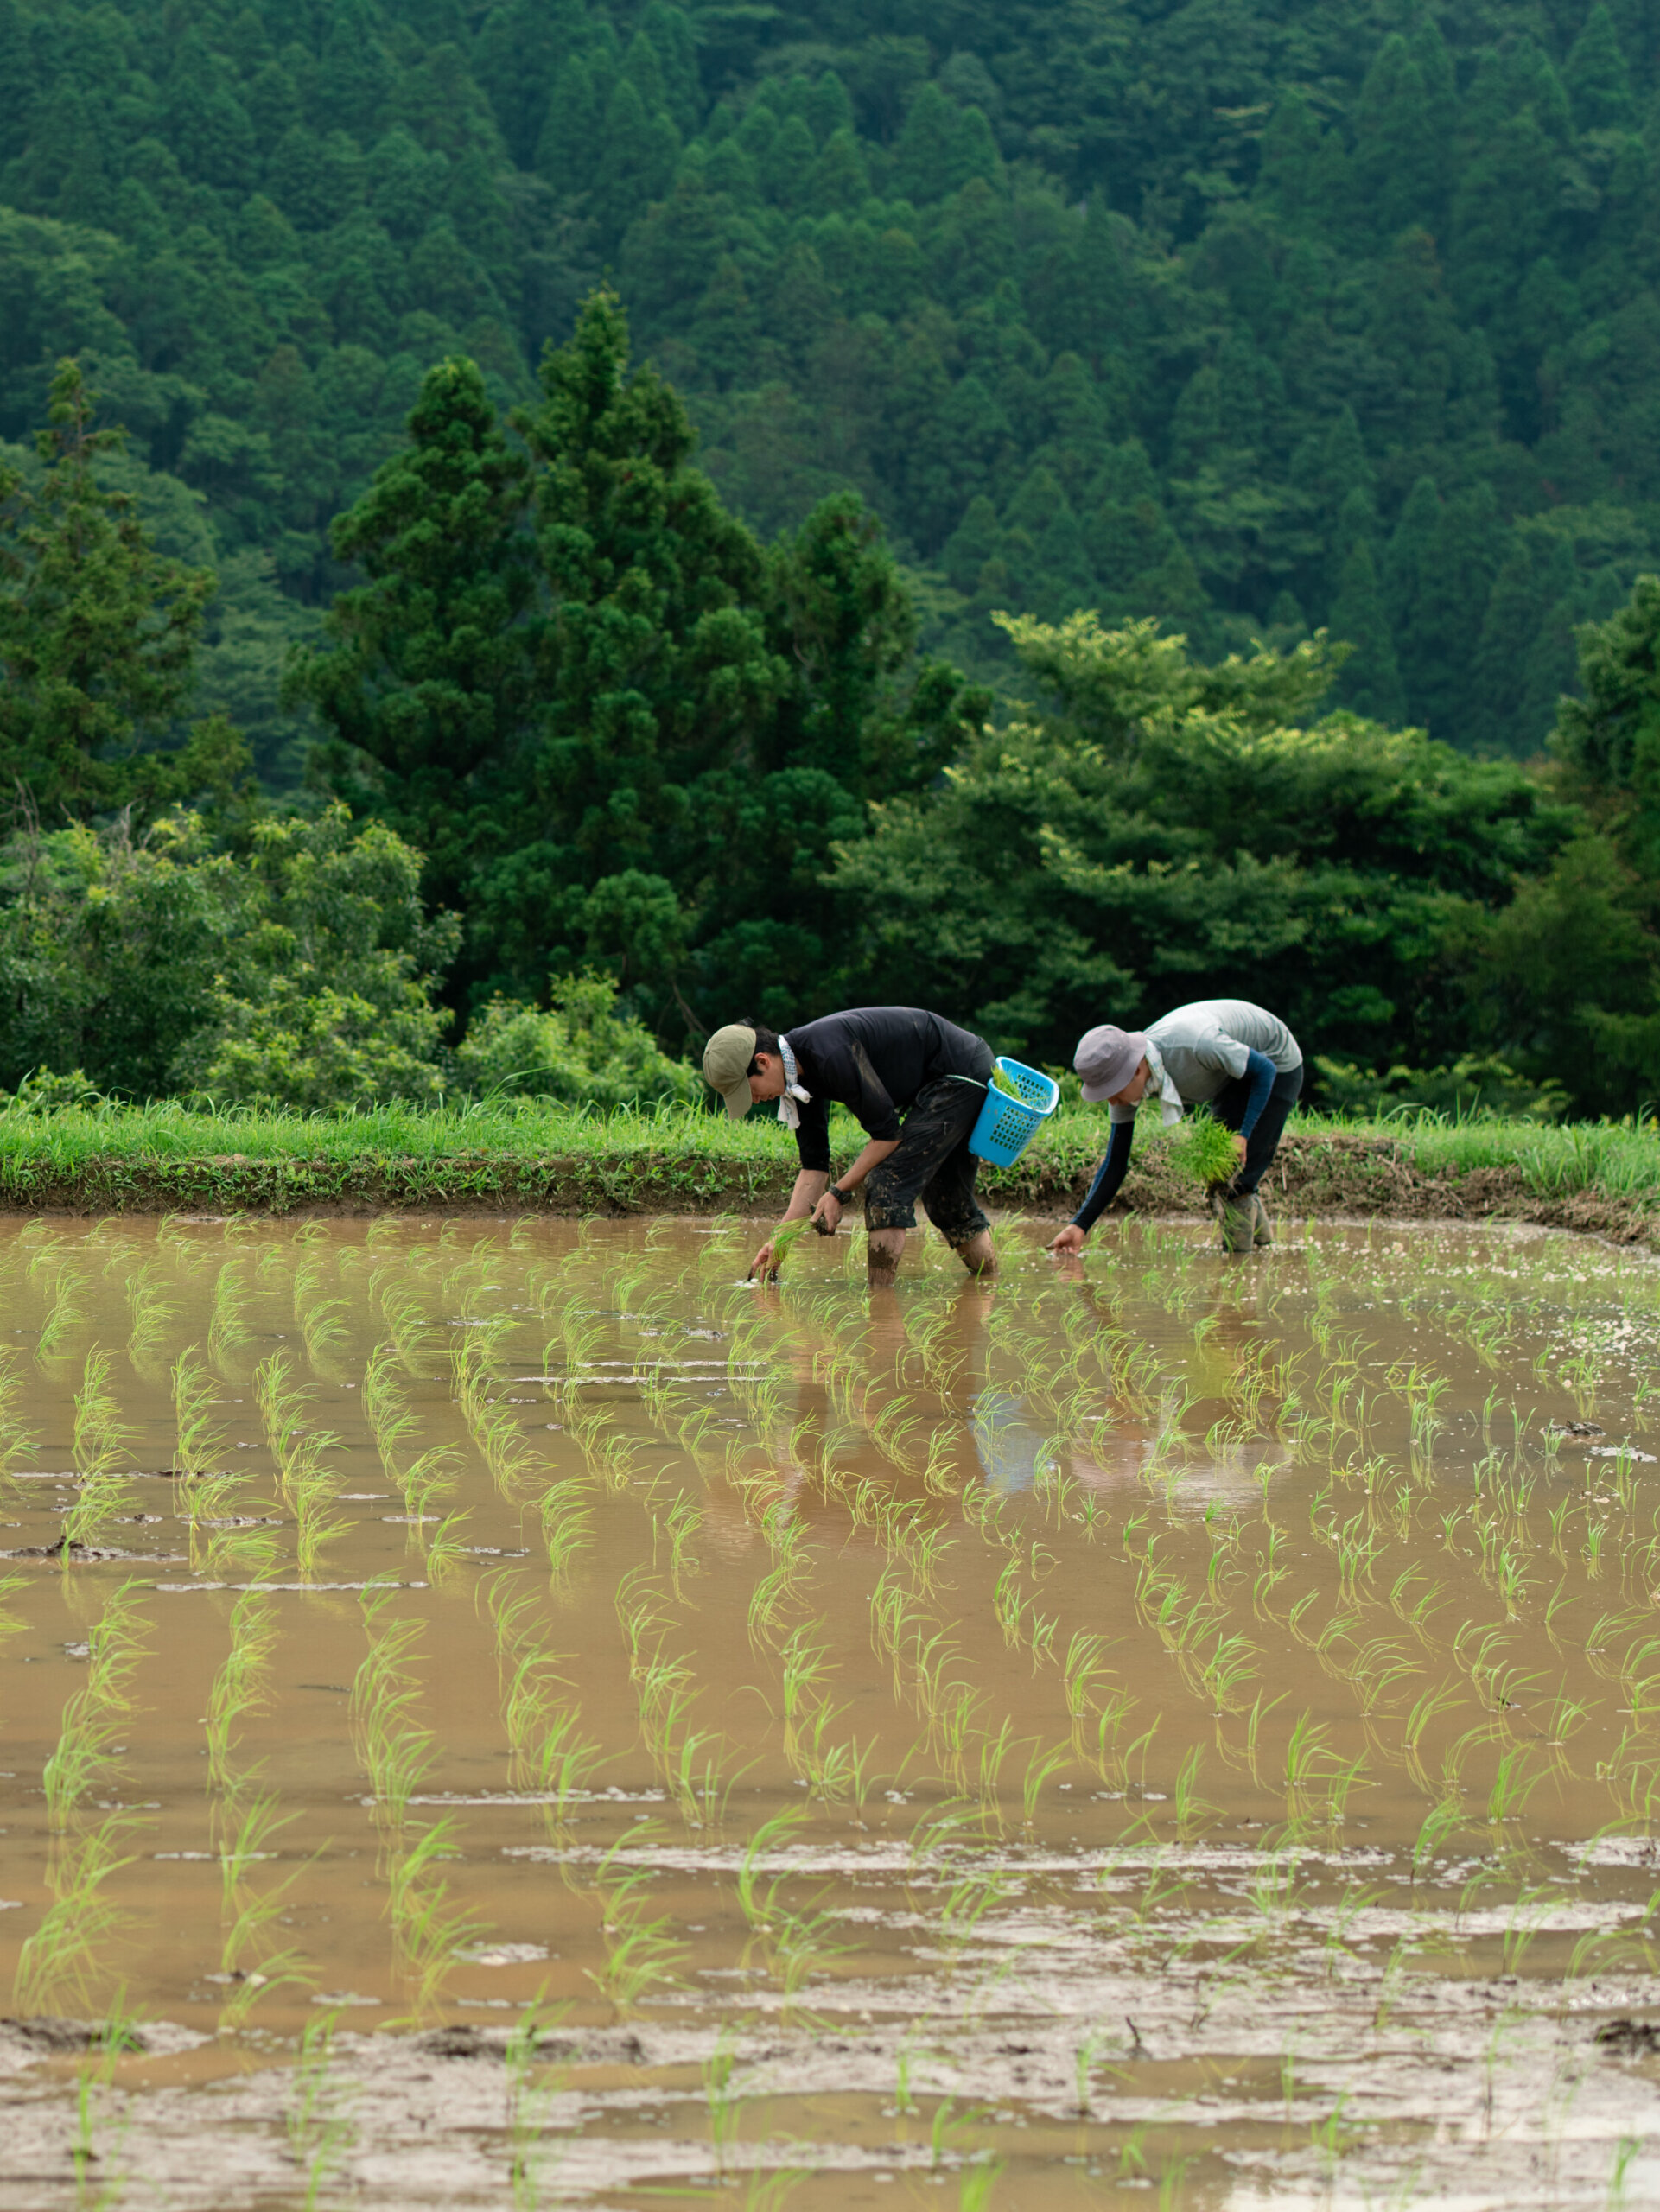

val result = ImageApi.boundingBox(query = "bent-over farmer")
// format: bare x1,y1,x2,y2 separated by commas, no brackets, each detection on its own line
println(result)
1048,998,1303,1257
702,1008,998,1286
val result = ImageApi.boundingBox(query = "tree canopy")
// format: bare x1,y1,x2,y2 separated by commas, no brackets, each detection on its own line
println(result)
6,0,1660,760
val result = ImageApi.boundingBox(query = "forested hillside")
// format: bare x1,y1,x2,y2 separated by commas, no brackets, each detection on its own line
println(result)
3,0,1660,1116
6,0,1660,766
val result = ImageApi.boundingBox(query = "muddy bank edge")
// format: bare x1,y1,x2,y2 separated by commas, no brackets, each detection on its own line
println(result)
1,1129,1655,1245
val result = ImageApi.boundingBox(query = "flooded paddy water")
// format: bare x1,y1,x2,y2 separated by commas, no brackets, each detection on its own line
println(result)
2,1210,1660,2209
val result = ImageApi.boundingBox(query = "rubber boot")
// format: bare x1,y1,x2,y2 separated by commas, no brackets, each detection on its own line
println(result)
1251,1192,1274,1248
1210,1185,1256,1255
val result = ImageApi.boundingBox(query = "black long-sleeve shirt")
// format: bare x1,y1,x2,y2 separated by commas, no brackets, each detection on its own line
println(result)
782,1007,993,1173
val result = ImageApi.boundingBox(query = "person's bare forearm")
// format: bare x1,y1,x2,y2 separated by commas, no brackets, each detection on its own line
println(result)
830,1138,899,1192
780,1168,829,1222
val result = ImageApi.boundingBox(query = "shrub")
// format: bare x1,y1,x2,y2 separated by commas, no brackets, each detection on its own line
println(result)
455,971,700,1109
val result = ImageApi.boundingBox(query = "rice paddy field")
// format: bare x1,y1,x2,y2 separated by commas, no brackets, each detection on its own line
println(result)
2,1206,1660,2209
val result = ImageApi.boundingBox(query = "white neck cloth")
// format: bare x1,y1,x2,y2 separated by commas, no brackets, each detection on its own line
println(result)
777,1034,813,1132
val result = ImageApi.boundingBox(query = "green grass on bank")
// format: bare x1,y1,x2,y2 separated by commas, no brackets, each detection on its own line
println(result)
0,1097,1654,1217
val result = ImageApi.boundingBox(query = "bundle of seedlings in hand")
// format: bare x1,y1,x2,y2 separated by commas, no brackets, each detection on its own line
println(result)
1166,1112,1240,1192
752,1217,812,1283
62,1346,142,1553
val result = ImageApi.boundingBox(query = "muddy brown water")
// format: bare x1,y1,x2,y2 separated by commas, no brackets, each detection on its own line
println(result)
2,1210,1660,2209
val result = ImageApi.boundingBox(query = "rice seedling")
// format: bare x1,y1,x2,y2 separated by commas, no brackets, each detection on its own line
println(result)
663,1488,702,1590
170,1344,228,1483
500,1994,571,2209
197,1583,277,1779
385,1813,487,2024
522,1703,607,1834
748,1503,808,1647
409,1503,464,1586
253,1350,311,1488
701,2025,752,2178
582,1827,688,2017
288,1430,349,1580
41,1662,138,1828
216,1790,315,2026
283,2007,357,2209
381,1277,440,1373
202,1255,259,1375
364,1339,422,1479
730,1818,850,2005
352,1585,440,1837
0,1344,39,1472
456,1338,540,1495
124,1258,179,1368
933,1866,1014,1965
0,1572,29,1659
36,1258,90,1364
60,1345,142,1553
295,1253,352,1369
1486,1744,1542,1833
12,1807,149,2015
531,1471,593,1584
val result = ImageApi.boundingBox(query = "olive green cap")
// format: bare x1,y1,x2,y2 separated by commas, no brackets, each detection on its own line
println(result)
703,1023,757,1119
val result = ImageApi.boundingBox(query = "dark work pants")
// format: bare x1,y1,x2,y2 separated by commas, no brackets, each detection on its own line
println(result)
863,1075,991,1241
1210,1063,1304,1196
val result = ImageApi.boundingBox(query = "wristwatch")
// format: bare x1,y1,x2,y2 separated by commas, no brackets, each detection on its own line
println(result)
827,1184,853,1206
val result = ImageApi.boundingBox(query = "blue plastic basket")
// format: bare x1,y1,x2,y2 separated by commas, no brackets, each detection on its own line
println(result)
968,1057,1060,1166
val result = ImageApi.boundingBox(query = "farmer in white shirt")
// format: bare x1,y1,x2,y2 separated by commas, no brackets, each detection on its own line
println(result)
1048,999,1303,1255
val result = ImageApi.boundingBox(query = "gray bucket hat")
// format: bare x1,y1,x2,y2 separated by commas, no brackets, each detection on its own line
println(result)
1074,1023,1148,1103
703,1023,758,1119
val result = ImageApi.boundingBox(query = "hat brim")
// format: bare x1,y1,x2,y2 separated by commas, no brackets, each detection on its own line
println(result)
1079,1076,1118,1103
719,1079,753,1120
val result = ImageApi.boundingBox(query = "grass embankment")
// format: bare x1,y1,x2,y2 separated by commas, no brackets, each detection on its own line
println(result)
0,1099,1657,1241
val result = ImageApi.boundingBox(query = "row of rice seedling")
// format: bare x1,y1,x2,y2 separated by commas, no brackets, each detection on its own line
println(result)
4,1211,1658,2151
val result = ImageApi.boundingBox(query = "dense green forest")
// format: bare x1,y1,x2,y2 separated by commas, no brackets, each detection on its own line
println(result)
9,0,1660,754
1,0,1659,1118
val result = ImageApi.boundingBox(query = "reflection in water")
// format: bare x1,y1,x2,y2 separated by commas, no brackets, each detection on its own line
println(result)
970,1391,1046,1493
1,1210,1659,2206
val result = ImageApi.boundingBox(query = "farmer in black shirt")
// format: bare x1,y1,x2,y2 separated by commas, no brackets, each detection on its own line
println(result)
702,1008,997,1285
